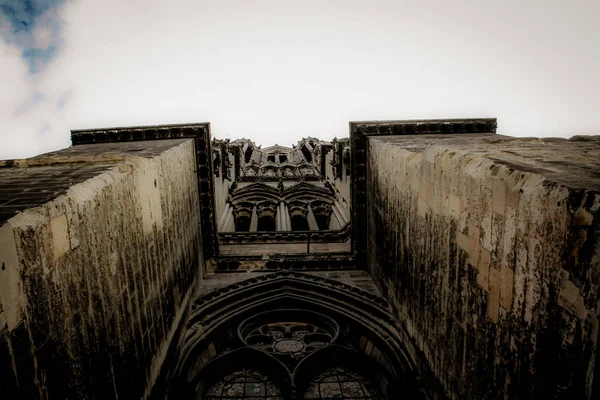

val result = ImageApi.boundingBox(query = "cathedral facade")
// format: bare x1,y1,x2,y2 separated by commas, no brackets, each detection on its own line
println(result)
0,119,599,399
211,137,352,265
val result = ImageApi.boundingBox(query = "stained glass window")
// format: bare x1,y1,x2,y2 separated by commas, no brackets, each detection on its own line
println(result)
303,368,382,400
204,369,283,400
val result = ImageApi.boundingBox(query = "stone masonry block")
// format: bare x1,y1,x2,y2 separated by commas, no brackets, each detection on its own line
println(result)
418,199,430,217
500,265,514,310
0,223,24,330
480,187,493,251
422,159,435,182
420,179,434,208
50,214,70,260
424,146,438,164
477,248,491,292
456,231,469,252
558,276,586,320
457,224,480,266
492,178,507,216
467,224,480,258
487,267,501,323
448,193,461,220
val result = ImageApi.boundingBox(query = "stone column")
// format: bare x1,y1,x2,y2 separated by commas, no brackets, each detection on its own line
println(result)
276,202,284,231
218,203,234,232
306,205,319,231
250,205,258,232
281,202,291,231
331,202,348,228
224,211,236,232
276,202,282,231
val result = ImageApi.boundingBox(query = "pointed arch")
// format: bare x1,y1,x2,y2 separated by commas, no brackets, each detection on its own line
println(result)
160,272,426,399
231,183,281,205
283,182,333,202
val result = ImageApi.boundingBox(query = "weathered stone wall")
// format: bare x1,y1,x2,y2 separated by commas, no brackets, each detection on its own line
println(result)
0,139,202,399
366,134,600,398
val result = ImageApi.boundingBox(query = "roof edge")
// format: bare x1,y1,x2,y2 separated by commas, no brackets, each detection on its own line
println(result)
350,117,497,134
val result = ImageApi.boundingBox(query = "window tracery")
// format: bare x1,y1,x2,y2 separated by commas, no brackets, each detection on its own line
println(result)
174,286,415,400
204,369,283,400
303,368,381,400
244,322,333,359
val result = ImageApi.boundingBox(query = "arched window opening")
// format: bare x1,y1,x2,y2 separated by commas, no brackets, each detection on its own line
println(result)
291,215,309,231
244,147,253,163
236,216,251,232
303,368,382,400
257,215,276,231
301,145,312,162
171,283,424,400
314,214,330,230
205,369,283,400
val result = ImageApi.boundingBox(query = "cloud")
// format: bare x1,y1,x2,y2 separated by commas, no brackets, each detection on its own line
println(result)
0,35,71,160
0,0,67,73
0,0,599,161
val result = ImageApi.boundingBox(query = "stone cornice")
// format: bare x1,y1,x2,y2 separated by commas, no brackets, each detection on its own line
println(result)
350,118,497,136
70,122,211,144
213,253,354,272
218,222,351,244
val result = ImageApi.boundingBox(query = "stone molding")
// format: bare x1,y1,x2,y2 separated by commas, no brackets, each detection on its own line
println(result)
213,253,355,272
218,222,351,244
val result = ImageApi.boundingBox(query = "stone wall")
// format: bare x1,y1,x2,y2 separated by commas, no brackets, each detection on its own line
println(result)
0,139,203,399
366,134,600,398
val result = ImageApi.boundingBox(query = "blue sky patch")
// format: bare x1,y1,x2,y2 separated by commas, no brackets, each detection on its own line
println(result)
0,0,67,73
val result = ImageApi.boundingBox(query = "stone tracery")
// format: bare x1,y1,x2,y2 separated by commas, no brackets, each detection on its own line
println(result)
304,368,381,400
158,271,426,400
205,369,284,400
239,311,337,361
213,138,350,235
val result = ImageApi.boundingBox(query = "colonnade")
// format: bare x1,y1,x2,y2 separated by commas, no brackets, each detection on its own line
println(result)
218,201,349,232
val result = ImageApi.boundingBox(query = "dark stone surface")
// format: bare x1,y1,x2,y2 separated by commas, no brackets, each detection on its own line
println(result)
0,138,204,399
365,133,600,399
0,163,114,223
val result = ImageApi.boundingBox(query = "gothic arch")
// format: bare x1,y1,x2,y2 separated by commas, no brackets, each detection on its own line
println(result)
230,183,280,204
283,182,332,202
160,272,426,399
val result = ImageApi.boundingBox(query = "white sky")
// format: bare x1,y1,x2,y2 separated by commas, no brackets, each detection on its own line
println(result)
1,0,599,159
